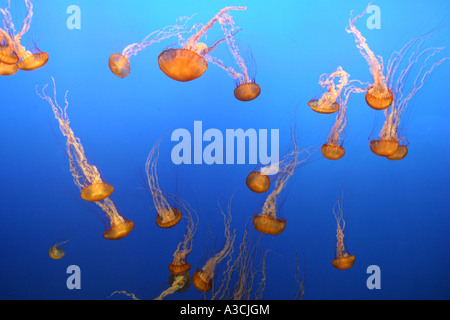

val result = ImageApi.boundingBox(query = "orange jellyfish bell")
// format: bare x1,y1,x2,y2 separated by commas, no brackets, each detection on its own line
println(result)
0,61,18,76
321,144,345,160
386,145,408,160
246,171,270,193
158,48,207,82
370,139,399,157
308,100,340,114
109,53,130,78
192,270,212,292
48,245,65,260
332,253,355,270
17,52,49,71
234,82,261,101
156,207,182,228
80,182,114,202
103,220,134,240
169,273,191,293
253,215,286,235
365,87,393,110
169,261,191,275
0,44,19,65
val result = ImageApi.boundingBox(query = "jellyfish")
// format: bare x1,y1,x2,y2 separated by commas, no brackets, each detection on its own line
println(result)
331,198,355,270
370,32,449,158
154,273,191,300
346,5,392,110
109,18,192,78
0,40,18,75
192,199,236,293
321,82,366,160
206,10,261,101
37,78,134,240
158,6,246,82
48,240,68,260
168,197,198,276
145,138,182,228
308,67,349,114
0,0,48,71
253,129,306,236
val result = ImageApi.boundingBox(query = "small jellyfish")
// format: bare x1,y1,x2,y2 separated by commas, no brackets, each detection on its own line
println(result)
246,171,270,193
346,5,392,110
321,82,366,160
331,198,355,270
308,67,349,114
370,32,449,158
168,197,198,275
192,198,236,292
207,9,261,101
109,18,191,78
253,128,309,235
145,137,182,228
158,6,246,82
0,0,48,71
154,273,191,300
37,78,134,240
48,240,68,260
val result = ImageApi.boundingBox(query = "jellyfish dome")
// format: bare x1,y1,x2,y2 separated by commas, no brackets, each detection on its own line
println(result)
192,270,212,292
158,48,208,82
234,83,261,101
103,220,135,240
169,273,191,293
109,53,130,78
48,246,65,260
365,87,393,110
17,52,49,71
253,215,286,235
332,253,355,270
370,139,399,157
321,144,345,160
246,171,270,193
80,182,114,202
168,261,191,275
156,207,182,228
308,100,340,114
386,145,408,160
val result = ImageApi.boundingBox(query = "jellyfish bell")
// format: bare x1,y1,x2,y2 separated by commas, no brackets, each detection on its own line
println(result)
0,61,18,76
80,182,114,202
253,215,286,236
386,144,408,160
109,53,130,78
321,144,345,160
156,207,182,228
0,44,19,65
103,220,134,240
48,245,65,260
158,48,208,82
234,82,261,101
308,99,340,114
369,139,399,157
365,87,393,110
332,253,355,270
192,269,212,292
18,52,49,71
169,261,191,275
169,272,191,293
246,171,270,193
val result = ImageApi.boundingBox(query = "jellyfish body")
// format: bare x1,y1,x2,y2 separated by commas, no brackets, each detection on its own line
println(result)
193,199,235,292
48,241,68,260
109,53,130,78
0,0,48,72
308,67,349,114
159,7,247,84
0,61,17,75
37,78,133,240
346,5,392,110
234,83,261,101
332,199,355,270
246,171,270,193
146,138,182,228
253,215,286,236
386,145,408,160
321,144,345,161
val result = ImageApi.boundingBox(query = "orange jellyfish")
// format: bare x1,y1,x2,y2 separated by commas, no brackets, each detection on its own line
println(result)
331,198,355,270
168,197,198,275
370,33,449,158
308,67,349,114
253,129,308,236
0,0,48,71
192,199,236,293
207,9,261,101
0,41,18,75
37,78,134,240
48,240,68,260
145,138,182,228
158,6,246,82
346,5,392,110
109,18,191,78
321,82,366,160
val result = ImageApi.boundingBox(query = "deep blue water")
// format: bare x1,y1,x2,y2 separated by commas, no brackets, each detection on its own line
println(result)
0,0,449,300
